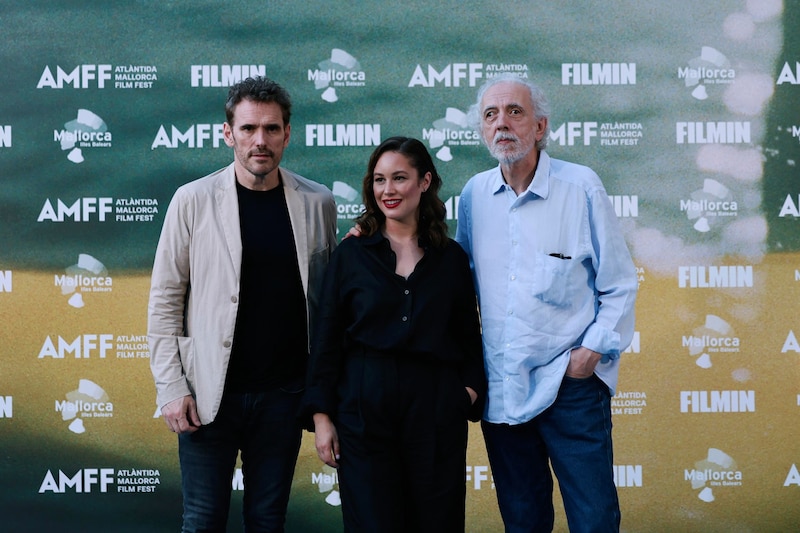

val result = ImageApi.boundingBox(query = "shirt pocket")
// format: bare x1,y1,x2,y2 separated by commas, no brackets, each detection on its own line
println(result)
531,253,581,308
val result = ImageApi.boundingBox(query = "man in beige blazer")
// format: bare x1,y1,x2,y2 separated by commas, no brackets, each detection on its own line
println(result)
148,76,337,533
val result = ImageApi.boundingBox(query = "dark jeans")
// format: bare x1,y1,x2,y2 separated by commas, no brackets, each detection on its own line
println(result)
178,384,304,533
482,375,619,533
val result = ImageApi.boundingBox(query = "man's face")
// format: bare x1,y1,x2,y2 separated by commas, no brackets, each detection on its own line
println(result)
223,99,290,183
480,81,547,165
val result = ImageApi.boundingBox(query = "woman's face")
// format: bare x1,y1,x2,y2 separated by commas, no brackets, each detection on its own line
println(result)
372,151,431,228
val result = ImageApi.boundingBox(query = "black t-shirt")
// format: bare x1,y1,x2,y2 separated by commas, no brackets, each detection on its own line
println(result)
226,179,308,392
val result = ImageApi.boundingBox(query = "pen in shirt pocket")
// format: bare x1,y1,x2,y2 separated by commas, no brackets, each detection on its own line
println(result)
548,253,571,260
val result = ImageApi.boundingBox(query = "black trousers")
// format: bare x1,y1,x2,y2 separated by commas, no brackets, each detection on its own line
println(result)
335,353,471,533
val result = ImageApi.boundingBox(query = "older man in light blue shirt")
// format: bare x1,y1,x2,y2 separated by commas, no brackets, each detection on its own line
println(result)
456,73,637,533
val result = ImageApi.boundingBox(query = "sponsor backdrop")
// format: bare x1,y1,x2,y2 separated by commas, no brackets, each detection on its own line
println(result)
1,0,798,531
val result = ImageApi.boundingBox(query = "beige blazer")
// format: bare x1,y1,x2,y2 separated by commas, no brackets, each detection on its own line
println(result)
147,163,337,424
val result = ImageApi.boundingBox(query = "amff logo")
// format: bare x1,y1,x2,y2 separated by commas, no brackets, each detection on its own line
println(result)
190,65,266,87
408,63,484,88
782,330,800,353
39,334,114,359
550,121,643,147
422,107,481,162
38,198,113,222
309,48,366,103
678,46,735,100
779,194,800,218
54,109,112,163
776,61,800,85
37,65,112,89
562,63,636,85
39,468,115,493
787,465,800,486
37,64,158,89
686,448,742,502
151,124,226,149
550,122,597,146
0,125,10,147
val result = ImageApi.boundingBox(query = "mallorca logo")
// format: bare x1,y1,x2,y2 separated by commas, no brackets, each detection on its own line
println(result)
55,254,112,308
422,107,481,162
312,465,341,506
680,178,738,232
55,378,113,434
54,109,112,163
685,448,742,502
678,46,735,100
332,181,364,224
308,48,366,103
683,315,740,368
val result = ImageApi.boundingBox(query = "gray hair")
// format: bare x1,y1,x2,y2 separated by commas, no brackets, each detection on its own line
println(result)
467,73,551,151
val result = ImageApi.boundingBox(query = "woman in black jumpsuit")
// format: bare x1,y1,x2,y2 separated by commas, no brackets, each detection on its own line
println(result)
303,137,486,533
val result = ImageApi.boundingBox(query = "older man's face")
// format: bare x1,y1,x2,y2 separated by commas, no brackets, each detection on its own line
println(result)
480,82,547,165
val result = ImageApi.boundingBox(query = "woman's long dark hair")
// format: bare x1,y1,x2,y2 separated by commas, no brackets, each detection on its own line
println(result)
355,136,448,248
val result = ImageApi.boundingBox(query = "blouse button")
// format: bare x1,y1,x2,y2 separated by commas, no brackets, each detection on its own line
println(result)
402,316,408,322
404,289,410,295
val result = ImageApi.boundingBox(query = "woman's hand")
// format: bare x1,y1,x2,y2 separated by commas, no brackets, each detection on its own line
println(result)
313,413,341,468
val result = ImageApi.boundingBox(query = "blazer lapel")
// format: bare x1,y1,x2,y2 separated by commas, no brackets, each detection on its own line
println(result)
216,164,243,280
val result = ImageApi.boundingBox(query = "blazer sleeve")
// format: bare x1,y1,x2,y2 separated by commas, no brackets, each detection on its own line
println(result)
147,187,193,410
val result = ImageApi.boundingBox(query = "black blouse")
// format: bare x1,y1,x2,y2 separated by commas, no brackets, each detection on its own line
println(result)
303,231,486,422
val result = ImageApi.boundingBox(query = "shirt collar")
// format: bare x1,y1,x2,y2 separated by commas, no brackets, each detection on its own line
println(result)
362,229,432,251
490,150,552,199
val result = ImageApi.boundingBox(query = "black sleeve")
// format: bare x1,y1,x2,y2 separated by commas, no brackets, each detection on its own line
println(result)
300,244,348,430
450,243,487,422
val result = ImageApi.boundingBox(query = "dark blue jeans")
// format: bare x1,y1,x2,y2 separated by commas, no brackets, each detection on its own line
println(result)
482,375,619,533
178,385,303,533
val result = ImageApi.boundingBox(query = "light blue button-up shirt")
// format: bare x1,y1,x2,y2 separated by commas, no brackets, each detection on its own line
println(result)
455,151,638,425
